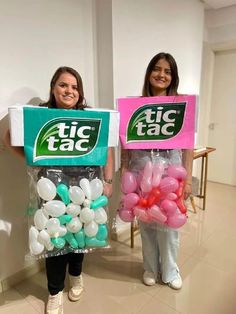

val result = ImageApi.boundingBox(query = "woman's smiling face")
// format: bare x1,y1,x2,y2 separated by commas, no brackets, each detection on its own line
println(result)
53,72,79,109
149,58,172,96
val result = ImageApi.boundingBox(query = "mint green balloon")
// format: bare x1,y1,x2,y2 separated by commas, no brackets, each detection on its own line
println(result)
64,232,78,248
90,195,108,209
74,229,85,248
51,237,65,249
96,224,108,241
85,236,107,247
58,214,72,225
57,184,70,205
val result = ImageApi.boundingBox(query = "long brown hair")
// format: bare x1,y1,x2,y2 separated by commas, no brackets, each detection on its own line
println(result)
44,66,87,110
142,52,179,96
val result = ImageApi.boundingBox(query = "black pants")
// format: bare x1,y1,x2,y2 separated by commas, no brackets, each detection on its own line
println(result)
46,253,84,295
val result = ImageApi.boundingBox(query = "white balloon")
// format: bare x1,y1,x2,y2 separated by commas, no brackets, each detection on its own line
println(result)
44,200,66,217
80,207,95,224
34,209,48,230
79,178,91,200
66,217,82,233
66,203,81,217
83,199,91,208
46,218,60,236
94,207,108,224
84,221,98,237
29,226,39,241
38,230,54,251
29,226,44,255
90,178,103,200
69,186,85,205
30,241,45,255
37,178,57,201
58,225,67,237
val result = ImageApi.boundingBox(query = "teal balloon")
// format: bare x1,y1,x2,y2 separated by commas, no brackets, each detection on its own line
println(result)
96,224,108,241
91,195,108,209
64,232,78,248
85,236,107,247
57,184,70,205
58,214,72,225
51,237,66,249
74,229,85,248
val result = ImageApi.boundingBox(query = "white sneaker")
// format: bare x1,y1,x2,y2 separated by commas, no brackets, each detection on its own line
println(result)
68,274,84,301
168,273,182,290
143,271,156,286
46,291,63,314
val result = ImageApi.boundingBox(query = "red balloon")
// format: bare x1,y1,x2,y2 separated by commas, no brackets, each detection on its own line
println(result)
176,197,187,214
138,198,148,207
176,180,184,198
147,188,161,207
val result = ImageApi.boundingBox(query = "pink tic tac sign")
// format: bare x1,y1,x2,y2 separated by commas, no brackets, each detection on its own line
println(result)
117,95,196,149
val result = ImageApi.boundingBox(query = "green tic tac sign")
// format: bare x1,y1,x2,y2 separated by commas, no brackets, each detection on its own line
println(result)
23,107,110,166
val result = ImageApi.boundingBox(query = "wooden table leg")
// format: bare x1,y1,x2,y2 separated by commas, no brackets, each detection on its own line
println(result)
203,153,208,211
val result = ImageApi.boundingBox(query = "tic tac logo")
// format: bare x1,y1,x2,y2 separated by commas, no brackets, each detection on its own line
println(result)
127,102,186,142
33,118,101,161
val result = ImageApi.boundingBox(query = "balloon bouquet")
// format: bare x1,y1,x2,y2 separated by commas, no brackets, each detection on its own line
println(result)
118,158,188,229
28,172,109,257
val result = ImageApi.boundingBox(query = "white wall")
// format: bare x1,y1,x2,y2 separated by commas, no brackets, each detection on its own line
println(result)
112,0,204,99
0,0,96,119
205,5,236,44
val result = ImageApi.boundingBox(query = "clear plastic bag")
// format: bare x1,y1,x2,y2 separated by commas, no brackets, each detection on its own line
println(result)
118,149,188,229
27,166,110,259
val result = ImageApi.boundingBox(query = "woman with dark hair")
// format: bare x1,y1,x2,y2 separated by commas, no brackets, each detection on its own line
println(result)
44,66,86,110
142,52,179,97
5,66,113,314
122,52,193,290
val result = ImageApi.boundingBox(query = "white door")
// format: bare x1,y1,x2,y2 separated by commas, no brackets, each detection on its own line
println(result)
208,50,236,186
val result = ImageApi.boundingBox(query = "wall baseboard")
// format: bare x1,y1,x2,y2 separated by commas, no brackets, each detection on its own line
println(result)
0,260,45,293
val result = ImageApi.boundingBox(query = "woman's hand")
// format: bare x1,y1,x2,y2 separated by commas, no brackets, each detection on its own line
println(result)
184,182,192,200
103,182,113,198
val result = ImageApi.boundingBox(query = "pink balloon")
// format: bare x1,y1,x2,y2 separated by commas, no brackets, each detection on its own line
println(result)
147,205,167,224
121,172,137,194
133,206,150,223
167,165,187,181
118,209,134,222
161,199,177,216
140,161,153,193
152,162,165,187
167,213,187,228
166,192,177,201
136,170,143,187
123,193,139,209
159,177,179,194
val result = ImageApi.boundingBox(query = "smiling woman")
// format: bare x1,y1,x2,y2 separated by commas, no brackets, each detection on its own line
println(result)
44,66,86,110
53,73,80,109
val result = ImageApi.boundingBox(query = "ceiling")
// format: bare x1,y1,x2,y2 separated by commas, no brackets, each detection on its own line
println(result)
203,0,236,9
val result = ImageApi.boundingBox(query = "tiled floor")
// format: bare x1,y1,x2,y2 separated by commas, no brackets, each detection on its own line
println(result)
1,181,236,314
